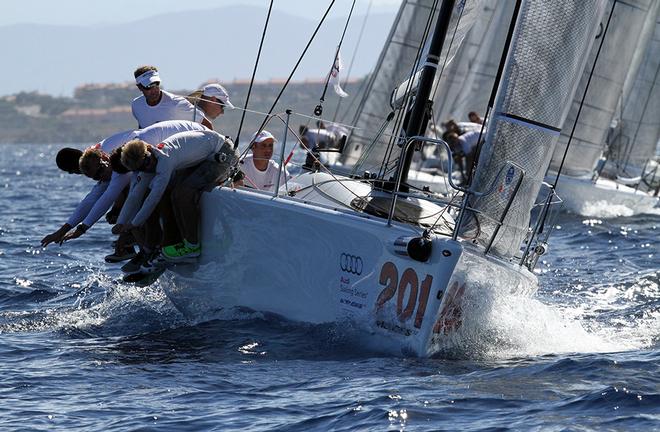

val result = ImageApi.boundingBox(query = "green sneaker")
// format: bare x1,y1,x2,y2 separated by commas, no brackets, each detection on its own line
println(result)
162,242,201,261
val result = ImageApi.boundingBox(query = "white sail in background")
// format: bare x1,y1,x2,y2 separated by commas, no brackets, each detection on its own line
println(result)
550,0,659,177
341,0,482,170
431,0,515,127
461,0,606,258
607,6,660,175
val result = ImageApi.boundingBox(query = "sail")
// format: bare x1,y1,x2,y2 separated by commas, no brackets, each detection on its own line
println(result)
550,0,658,177
460,0,606,258
431,0,515,126
342,0,482,170
608,5,660,174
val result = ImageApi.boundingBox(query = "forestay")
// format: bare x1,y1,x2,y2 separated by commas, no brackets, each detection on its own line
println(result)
460,0,606,258
342,0,482,169
550,0,658,177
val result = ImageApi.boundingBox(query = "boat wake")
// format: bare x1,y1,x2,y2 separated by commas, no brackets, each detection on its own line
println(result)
0,271,184,337
2,267,656,361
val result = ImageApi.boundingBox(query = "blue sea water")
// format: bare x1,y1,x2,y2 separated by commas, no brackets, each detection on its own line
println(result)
0,143,658,431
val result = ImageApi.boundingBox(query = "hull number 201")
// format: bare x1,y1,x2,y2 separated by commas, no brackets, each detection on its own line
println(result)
375,261,433,328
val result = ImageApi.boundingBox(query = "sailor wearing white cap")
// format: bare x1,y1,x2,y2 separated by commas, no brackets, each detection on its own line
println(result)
239,130,290,192
193,83,234,125
131,65,211,130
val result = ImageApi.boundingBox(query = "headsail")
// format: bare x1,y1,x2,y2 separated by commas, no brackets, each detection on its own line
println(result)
342,0,482,170
549,0,659,177
460,0,606,258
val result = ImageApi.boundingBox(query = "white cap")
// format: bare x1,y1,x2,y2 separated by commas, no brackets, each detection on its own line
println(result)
135,70,161,87
202,83,234,109
252,130,277,144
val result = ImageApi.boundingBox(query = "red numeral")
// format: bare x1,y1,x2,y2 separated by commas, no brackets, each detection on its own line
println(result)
376,261,398,309
397,268,418,322
376,262,433,327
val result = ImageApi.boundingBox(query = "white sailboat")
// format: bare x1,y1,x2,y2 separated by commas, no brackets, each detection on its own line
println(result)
547,0,660,217
160,0,606,357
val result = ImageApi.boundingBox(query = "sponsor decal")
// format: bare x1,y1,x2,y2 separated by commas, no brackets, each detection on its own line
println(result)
340,298,364,309
340,253,363,275
376,320,413,337
433,281,466,335
505,166,515,185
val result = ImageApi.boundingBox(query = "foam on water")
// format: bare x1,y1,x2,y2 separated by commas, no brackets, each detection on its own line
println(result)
435,270,659,359
581,200,636,218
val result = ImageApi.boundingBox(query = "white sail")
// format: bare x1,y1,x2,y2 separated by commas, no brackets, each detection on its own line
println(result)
431,0,515,126
342,0,482,170
461,0,606,258
607,5,660,175
550,0,659,177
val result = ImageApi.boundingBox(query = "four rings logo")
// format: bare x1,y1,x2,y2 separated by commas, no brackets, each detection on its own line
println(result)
340,253,363,275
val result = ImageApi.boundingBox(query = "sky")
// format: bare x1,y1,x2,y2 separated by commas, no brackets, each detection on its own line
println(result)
0,0,401,96
0,0,401,26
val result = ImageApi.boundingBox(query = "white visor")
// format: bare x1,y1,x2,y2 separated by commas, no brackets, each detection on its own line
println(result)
136,70,161,87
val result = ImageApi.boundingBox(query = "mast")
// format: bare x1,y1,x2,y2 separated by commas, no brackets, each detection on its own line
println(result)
397,0,456,189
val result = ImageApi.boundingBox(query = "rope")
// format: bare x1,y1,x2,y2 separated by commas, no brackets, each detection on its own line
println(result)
253,0,336,145
378,0,440,179
235,0,274,147
332,0,373,123
551,0,616,188
315,0,358,116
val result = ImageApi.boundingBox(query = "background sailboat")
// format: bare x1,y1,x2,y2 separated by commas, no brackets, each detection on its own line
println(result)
340,0,481,177
548,0,660,217
604,6,660,191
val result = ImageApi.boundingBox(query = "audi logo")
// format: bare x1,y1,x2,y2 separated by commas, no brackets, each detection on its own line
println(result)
340,253,363,275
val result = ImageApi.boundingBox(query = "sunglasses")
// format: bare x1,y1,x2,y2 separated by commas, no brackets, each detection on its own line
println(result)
137,82,160,90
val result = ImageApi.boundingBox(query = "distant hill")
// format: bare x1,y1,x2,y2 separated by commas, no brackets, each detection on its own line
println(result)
0,5,395,96
0,79,367,144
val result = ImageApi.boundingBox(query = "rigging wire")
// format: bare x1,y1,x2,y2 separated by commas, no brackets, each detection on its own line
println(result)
242,0,336,161
315,0,358,117
332,0,373,123
378,0,440,179
235,0,274,147
550,0,616,188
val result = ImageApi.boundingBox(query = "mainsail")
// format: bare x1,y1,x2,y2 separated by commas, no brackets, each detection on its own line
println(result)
607,5,660,174
342,0,482,170
460,0,606,258
549,0,659,177
431,0,515,126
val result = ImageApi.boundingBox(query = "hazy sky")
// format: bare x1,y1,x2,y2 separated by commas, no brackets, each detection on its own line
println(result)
0,0,400,26
0,1,401,96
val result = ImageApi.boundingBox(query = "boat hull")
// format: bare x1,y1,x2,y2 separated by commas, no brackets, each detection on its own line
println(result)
162,186,537,356
550,172,659,217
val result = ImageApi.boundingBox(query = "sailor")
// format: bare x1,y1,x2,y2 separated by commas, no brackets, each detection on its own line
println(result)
131,65,211,130
192,83,234,126
111,120,210,273
238,130,290,191
445,130,481,182
116,129,237,265
300,125,338,170
41,131,134,262
55,147,83,174
443,118,482,135
468,111,484,124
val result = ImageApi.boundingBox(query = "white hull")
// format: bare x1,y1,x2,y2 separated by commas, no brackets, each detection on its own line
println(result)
162,173,537,357
550,172,658,217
